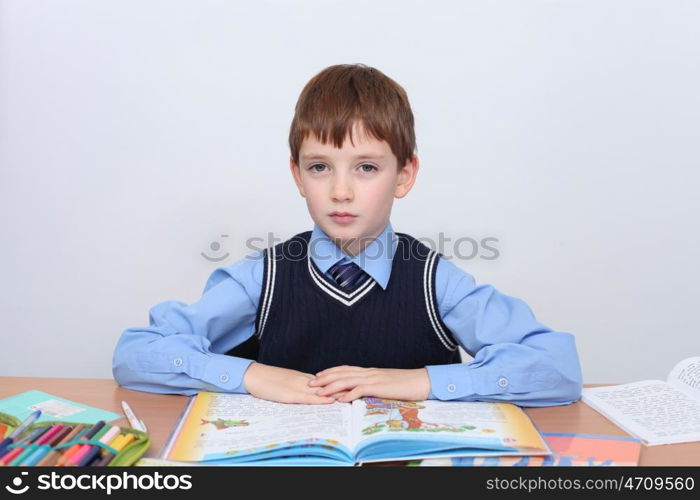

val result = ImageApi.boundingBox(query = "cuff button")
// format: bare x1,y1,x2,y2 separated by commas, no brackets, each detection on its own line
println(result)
447,383,456,393
497,377,509,388
173,358,183,367
219,373,230,383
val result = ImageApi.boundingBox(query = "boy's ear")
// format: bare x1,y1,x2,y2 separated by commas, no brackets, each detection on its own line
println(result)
394,155,419,199
289,156,306,198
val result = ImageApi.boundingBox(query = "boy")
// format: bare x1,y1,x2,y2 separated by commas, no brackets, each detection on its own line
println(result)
113,64,582,407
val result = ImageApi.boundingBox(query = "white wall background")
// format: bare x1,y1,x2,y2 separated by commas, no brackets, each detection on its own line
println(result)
1,0,698,383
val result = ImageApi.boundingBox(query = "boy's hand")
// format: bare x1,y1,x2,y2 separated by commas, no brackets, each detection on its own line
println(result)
243,362,336,405
307,366,431,403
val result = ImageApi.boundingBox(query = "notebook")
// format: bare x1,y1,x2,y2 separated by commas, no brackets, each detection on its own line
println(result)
0,390,121,425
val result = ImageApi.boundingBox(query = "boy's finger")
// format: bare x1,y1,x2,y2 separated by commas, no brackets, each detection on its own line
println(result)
309,375,337,386
310,369,367,386
315,365,365,377
338,386,366,403
302,394,336,405
316,377,364,396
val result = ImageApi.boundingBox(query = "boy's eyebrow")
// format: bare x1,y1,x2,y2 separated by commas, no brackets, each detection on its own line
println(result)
301,153,386,161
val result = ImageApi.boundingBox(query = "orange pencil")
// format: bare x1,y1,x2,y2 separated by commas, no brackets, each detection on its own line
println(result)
55,440,83,466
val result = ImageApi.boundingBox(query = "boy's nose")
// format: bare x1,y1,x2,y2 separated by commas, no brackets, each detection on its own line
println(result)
330,178,354,201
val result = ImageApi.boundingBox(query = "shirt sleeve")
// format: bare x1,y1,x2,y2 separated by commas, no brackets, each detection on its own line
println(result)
425,258,583,407
111,251,264,396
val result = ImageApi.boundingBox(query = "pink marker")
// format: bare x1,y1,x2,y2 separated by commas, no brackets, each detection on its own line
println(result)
35,424,64,445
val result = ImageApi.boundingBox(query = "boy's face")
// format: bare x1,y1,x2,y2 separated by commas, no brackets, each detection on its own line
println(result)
290,121,419,257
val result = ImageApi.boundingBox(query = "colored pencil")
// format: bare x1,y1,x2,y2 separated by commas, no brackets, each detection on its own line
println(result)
92,432,136,466
35,425,85,466
1,426,50,465
11,424,63,466
22,425,74,466
66,425,111,466
76,425,121,466
55,420,105,466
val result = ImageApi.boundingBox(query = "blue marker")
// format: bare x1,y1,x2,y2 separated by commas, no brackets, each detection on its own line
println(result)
0,410,42,457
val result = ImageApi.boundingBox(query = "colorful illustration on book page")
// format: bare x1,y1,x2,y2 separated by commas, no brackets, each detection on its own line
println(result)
357,398,548,453
361,398,477,436
200,418,250,430
166,393,353,462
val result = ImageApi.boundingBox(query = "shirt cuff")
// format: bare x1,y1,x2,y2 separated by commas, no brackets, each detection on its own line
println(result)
201,354,254,393
426,364,475,401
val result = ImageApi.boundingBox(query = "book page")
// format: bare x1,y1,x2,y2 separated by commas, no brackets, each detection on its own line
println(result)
164,393,353,462
667,356,700,400
582,381,700,445
351,397,547,454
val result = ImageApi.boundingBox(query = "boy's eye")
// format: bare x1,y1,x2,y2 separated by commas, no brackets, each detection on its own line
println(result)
307,164,377,173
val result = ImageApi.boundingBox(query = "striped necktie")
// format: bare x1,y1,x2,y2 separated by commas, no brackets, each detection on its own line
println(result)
328,260,369,290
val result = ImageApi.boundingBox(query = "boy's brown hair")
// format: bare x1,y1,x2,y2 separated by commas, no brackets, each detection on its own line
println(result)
289,63,416,170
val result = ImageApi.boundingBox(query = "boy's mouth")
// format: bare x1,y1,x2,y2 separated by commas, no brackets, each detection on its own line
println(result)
329,212,357,224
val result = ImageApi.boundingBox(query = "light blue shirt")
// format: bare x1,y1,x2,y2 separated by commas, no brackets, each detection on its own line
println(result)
113,221,583,407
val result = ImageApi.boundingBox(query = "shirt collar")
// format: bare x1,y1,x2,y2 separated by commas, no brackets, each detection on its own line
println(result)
309,221,397,290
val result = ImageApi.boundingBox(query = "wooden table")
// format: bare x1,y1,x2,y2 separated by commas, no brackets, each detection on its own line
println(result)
1,377,698,465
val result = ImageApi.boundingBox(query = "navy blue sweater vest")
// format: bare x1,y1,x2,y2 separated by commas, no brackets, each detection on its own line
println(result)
225,231,460,374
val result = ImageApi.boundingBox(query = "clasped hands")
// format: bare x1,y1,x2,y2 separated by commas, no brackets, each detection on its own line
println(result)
243,362,431,405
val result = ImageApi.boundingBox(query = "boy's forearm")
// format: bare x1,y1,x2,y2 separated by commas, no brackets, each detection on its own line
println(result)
425,334,583,406
112,327,254,395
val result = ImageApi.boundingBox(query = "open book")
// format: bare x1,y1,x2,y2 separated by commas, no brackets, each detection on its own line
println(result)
161,392,550,466
582,356,700,446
